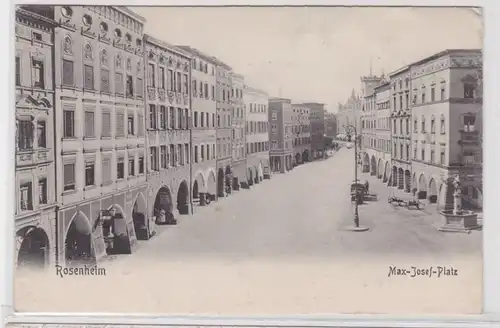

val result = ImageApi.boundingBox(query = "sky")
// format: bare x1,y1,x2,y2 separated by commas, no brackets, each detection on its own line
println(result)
132,6,482,113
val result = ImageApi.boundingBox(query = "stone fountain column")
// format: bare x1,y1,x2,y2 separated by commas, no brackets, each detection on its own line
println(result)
439,175,480,233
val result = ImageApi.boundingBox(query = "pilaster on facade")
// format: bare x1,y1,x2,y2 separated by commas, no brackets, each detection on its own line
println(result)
53,5,148,265
15,6,58,269
177,46,219,206
269,98,294,174
143,34,192,224
244,85,270,183
291,103,312,165
214,58,234,197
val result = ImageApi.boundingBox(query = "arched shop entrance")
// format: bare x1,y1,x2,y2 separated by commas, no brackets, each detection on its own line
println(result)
154,186,176,225
177,180,190,215
65,211,95,266
16,226,49,269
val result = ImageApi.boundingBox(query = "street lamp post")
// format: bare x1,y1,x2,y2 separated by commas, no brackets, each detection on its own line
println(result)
344,124,370,232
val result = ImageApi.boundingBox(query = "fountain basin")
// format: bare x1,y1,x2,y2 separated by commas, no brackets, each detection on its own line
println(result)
438,209,481,233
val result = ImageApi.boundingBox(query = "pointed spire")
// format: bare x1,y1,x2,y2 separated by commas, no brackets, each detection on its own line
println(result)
351,88,356,99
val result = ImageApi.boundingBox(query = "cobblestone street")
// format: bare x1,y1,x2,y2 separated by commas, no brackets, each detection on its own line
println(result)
15,148,482,314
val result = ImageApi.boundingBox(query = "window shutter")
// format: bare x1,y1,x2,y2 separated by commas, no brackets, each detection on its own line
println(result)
84,65,94,89
116,112,125,136
64,163,75,185
101,69,110,92
62,60,74,86
85,111,95,137
101,112,111,137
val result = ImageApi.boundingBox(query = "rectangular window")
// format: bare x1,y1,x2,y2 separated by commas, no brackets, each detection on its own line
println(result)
178,144,184,165
194,145,198,163
38,178,47,204
441,86,445,100
138,156,144,174
115,72,123,94
101,158,111,184
167,69,173,91
211,85,215,100
192,79,197,95
85,162,95,186
62,59,74,86
177,108,183,129
160,146,167,168
137,78,143,97
116,113,125,136
149,105,157,130
101,69,110,92
128,157,135,176
32,59,45,89
148,63,155,87
17,120,33,150
200,111,204,127
15,56,21,86
169,107,175,129
63,110,74,138
272,111,277,120
84,111,95,138
127,114,134,135
84,65,94,89
170,144,175,166
185,144,190,163
201,145,205,161
421,149,425,161
431,87,435,101
185,109,189,129
159,67,165,89
126,75,133,97
37,121,46,148
464,84,475,98
176,72,182,91
440,151,445,164
63,163,75,191
117,158,125,179
101,112,111,137
20,182,32,211
430,150,435,163
183,74,188,93
159,106,166,130
204,83,208,99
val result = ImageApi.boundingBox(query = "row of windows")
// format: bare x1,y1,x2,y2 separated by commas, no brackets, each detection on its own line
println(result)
293,137,310,147
247,141,269,154
231,87,243,99
147,63,188,94
63,154,145,192
19,177,48,212
17,119,47,150
364,137,391,153
62,109,144,139
148,105,188,130
292,124,310,134
192,58,213,75
217,138,231,158
246,121,268,134
15,57,46,89
149,144,190,170
271,140,292,150
248,103,267,113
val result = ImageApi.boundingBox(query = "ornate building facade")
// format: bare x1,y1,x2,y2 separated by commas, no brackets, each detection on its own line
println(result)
373,78,392,183
291,103,311,166
214,60,234,198
15,6,58,269
336,89,362,138
177,46,218,208
143,35,192,228
53,6,147,265
360,74,382,175
230,73,247,189
389,65,412,192
244,85,270,185
409,49,482,210
269,98,293,173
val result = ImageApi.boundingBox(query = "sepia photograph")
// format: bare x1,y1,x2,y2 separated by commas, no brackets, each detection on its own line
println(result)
13,5,483,315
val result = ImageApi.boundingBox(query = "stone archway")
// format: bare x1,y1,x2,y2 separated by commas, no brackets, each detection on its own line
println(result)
225,165,233,195
253,166,260,184
177,180,190,215
217,168,225,197
383,161,390,183
363,153,370,173
207,169,217,201
153,186,175,225
428,178,438,203
258,162,264,181
377,159,383,179
132,192,148,240
107,204,133,255
397,168,404,189
404,170,411,193
295,153,301,166
418,174,428,199
192,171,206,206
302,149,309,163
412,173,417,193
391,166,398,187
65,211,96,266
247,167,254,186
16,226,50,270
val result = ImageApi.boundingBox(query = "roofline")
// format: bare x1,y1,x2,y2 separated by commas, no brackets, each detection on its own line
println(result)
411,48,482,68
144,34,192,59
244,84,268,96
269,97,291,102
388,65,410,77
118,7,146,24
176,46,219,65
212,57,232,70
16,7,58,27
374,80,391,89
